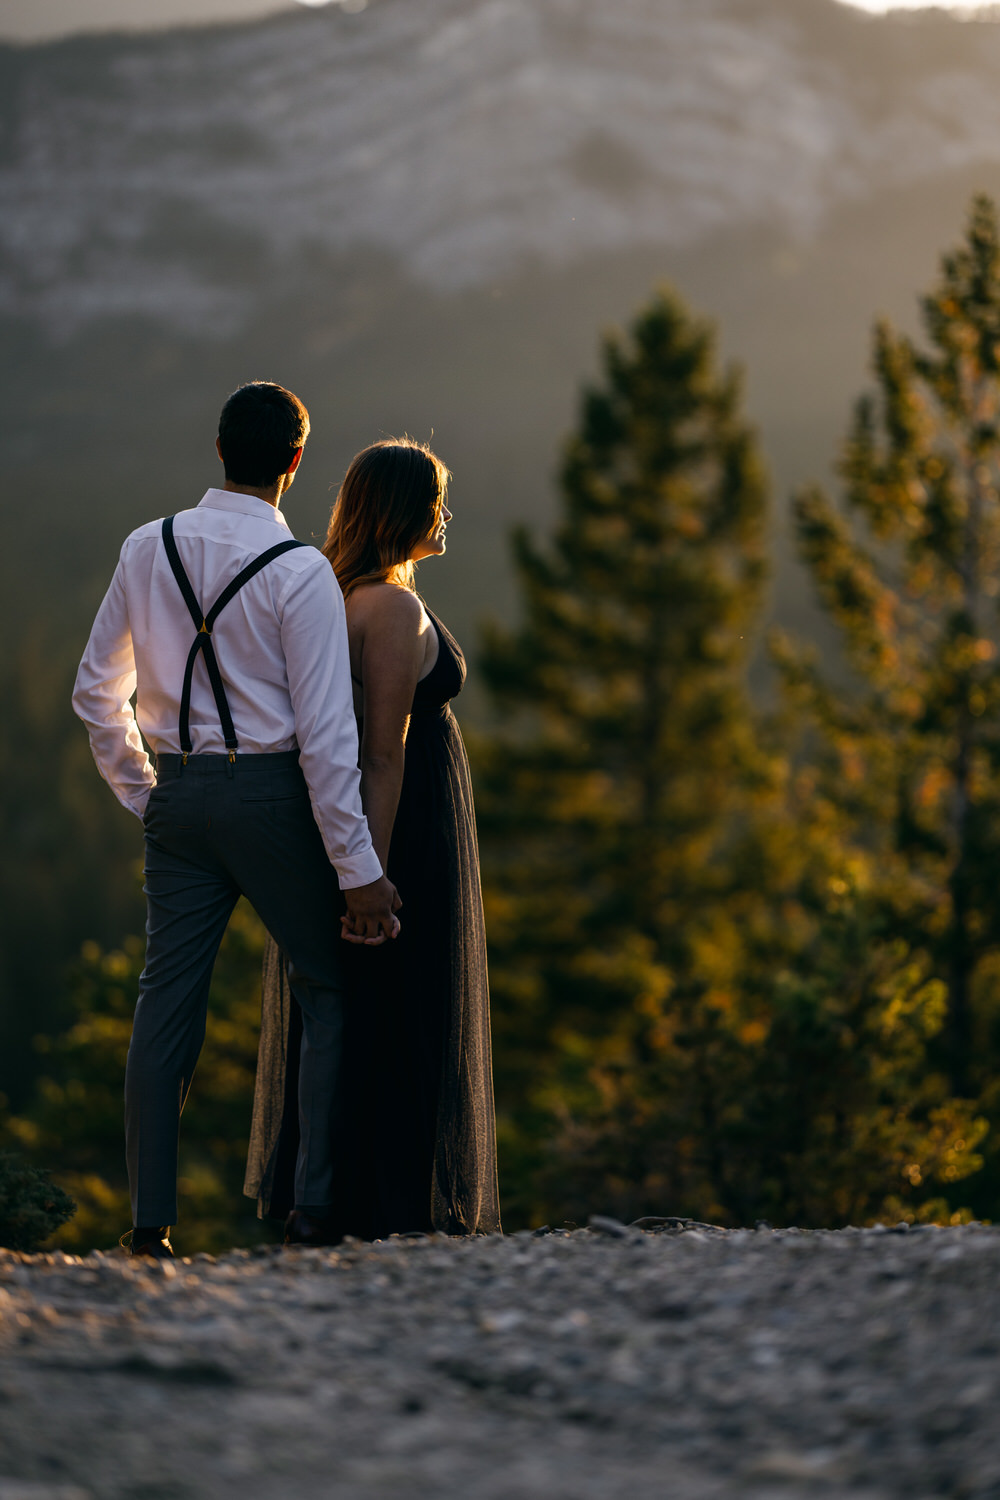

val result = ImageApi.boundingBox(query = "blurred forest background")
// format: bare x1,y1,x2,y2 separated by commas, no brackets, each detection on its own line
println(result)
7,0,1000,1250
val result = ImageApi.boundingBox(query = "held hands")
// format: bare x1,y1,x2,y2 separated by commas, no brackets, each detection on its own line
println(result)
341,874,402,946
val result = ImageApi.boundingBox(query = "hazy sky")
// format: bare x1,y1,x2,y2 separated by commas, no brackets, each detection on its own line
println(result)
0,0,294,43
846,0,994,8
0,0,993,43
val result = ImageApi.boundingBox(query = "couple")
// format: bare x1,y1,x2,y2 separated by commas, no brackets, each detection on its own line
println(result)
72,381,501,1257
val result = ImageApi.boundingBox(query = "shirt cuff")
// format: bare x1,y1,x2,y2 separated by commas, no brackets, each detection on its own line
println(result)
333,847,385,891
105,777,152,821
129,785,153,819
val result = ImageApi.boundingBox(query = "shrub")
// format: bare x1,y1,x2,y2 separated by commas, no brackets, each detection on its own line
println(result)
0,1150,76,1251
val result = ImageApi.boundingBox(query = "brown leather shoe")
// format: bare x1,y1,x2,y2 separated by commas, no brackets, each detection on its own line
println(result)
126,1227,175,1259
284,1210,341,1247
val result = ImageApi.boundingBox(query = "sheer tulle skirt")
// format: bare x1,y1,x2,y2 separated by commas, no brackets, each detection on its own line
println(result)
245,704,501,1239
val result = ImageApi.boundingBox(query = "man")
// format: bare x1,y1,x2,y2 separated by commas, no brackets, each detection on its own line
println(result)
73,380,399,1258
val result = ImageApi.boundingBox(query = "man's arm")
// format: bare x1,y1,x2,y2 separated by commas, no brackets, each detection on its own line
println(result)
72,551,155,818
280,558,399,941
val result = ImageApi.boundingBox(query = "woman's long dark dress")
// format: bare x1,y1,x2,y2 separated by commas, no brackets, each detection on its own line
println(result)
244,610,501,1239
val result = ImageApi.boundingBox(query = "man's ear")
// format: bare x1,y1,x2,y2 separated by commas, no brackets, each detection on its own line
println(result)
216,436,224,463
287,446,304,476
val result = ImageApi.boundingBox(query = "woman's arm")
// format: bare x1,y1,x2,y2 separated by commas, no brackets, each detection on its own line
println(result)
356,587,433,871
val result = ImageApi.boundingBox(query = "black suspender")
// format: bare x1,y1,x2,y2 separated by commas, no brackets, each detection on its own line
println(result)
161,515,306,762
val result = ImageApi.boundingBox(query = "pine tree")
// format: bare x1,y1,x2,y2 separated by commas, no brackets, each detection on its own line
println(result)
477,286,773,1224
777,195,1000,1130
478,281,985,1230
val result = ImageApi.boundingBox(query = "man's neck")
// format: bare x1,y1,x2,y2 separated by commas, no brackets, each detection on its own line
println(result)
222,478,285,510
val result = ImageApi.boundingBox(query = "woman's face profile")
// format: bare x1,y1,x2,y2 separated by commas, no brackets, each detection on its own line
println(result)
410,502,452,562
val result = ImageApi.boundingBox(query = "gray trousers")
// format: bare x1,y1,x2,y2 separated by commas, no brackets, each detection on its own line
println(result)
128,751,345,1227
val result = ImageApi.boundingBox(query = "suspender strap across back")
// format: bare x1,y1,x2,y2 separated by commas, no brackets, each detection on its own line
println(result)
161,515,306,761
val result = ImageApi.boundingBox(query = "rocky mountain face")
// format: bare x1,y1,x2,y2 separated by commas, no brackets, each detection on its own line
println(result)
4,0,1000,333
5,0,1000,635
1,2,1000,716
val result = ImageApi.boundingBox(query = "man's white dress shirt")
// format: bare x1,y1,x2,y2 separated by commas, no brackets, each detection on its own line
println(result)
72,488,382,891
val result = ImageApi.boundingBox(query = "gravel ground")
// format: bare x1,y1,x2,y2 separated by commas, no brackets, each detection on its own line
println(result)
0,1219,998,1500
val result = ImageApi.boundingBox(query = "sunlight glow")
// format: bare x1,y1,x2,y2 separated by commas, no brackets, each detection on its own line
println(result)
839,0,996,12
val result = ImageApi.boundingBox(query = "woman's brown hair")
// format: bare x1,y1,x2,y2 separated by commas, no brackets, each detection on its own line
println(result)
323,438,450,598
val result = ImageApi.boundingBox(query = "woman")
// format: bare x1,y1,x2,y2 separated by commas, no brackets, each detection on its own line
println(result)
246,438,501,1241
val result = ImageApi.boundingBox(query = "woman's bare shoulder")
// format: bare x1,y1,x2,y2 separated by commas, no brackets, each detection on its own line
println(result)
348,582,425,636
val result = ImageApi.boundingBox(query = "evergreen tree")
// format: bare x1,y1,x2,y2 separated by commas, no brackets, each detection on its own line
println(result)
478,283,984,1229
773,196,1000,1216
478,286,770,1224
778,196,1000,1098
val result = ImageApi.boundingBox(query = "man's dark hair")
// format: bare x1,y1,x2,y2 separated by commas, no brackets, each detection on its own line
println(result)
217,381,310,488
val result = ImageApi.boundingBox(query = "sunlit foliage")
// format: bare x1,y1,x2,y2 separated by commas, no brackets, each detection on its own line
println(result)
476,278,984,1230
775,193,1000,1215
2,901,269,1255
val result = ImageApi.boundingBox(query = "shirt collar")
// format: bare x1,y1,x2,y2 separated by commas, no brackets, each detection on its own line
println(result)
197,488,292,530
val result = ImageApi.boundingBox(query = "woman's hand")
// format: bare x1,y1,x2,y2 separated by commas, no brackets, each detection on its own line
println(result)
340,874,402,945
